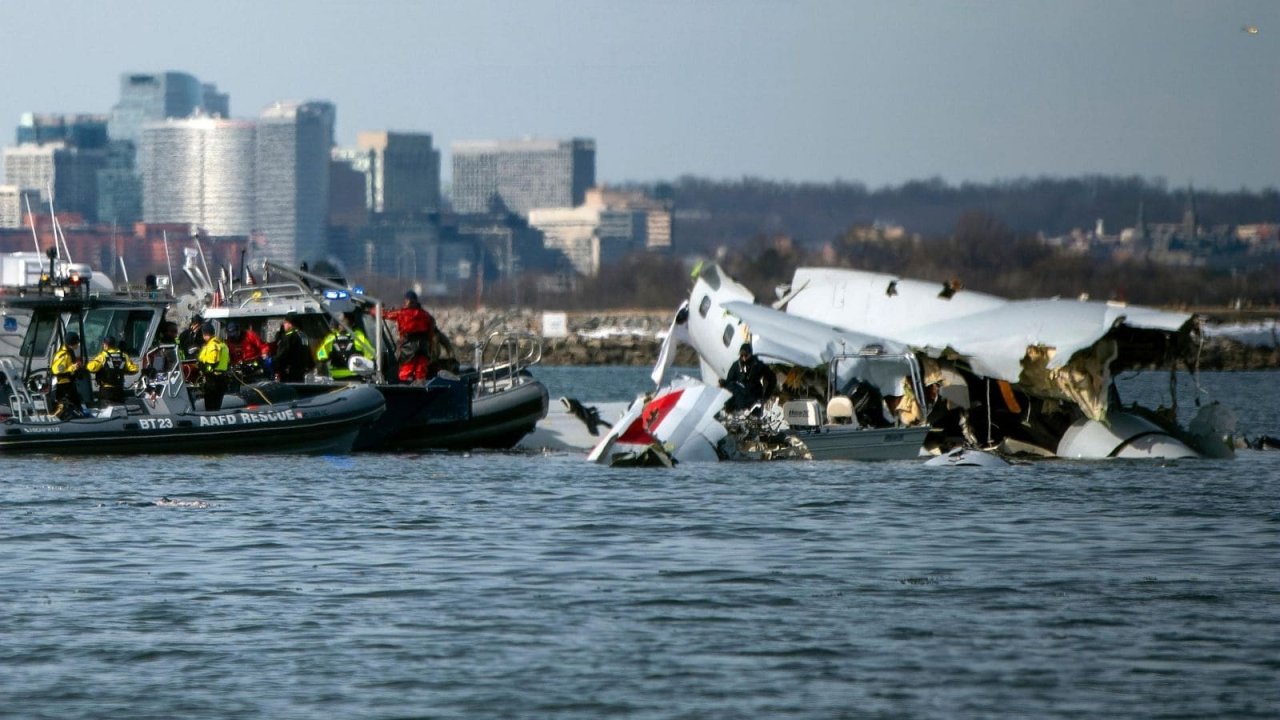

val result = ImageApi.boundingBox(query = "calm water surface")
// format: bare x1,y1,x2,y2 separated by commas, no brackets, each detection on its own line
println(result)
1,369,1277,719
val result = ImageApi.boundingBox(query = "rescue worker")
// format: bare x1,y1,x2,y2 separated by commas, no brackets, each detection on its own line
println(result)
197,323,231,411
225,321,269,380
86,335,139,406
384,290,435,383
316,318,375,381
272,312,311,383
720,342,775,412
51,331,86,419
178,314,206,359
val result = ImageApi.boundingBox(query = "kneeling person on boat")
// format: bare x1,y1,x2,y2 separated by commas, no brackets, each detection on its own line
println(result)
316,318,375,381
198,323,231,411
87,335,138,406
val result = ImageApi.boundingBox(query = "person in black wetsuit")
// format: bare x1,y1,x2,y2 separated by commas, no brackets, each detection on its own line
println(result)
720,343,774,412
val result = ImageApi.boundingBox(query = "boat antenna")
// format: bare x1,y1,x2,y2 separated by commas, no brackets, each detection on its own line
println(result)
23,194,40,255
118,256,130,286
46,184,72,265
194,231,213,294
162,231,175,296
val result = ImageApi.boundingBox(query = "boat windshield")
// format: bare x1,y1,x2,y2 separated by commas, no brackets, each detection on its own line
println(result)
20,307,159,358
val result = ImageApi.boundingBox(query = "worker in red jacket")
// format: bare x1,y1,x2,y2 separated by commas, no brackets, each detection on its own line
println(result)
225,321,270,380
384,290,435,383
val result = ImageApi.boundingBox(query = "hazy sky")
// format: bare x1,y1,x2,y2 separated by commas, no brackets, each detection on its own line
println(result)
6,0,1278,190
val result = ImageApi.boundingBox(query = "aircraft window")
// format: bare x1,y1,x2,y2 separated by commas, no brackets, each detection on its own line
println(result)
698,295,711,318
722,324,735,347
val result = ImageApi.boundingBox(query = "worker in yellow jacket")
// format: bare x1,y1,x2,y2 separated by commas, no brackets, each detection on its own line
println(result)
197,323,231,411
86,335,139,406
51,331,86,419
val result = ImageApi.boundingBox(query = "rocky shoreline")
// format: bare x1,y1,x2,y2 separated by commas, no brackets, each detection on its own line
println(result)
431,307,1280,370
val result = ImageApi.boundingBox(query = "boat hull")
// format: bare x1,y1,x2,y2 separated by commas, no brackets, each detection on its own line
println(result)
360,377,549,452
793,425,929,461
0,384,386,455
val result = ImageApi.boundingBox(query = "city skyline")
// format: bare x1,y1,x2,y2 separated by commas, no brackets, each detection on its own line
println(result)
2,1,1278,192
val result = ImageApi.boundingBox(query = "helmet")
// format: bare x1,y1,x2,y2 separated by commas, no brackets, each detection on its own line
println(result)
66,331,80,344
404,290,419,303
201,322,215,335
739,343,753,356
226,322,241,337
103,335,116,346
284,312,300,324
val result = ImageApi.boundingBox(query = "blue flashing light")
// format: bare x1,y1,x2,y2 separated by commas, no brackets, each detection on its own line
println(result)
323,289,350,301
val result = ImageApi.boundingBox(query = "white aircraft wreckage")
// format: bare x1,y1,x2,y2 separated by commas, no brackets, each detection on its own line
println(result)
588,263,1235,466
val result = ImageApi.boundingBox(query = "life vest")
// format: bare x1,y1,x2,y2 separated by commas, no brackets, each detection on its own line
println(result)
329,332,355,369
199,337,230,373
95,349,129,387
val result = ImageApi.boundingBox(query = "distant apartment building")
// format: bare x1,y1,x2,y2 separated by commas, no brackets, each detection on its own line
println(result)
2,143,105,221
140,118,257,237
523,186,672,276
355,131,441,215
584,187,674,251
451,137,595,216
255,101,335,267
4,114,111,222
0,185,41,228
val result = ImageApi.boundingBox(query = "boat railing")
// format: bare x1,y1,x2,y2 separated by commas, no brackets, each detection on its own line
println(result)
1,357,56,423
472,331,543,395
227,282,321,309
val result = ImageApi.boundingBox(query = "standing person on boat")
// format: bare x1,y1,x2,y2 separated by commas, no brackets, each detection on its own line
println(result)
86,335,139,406
178,314,206,360
720,342,775,412
225,321,269,380
197,323,231,411
385,290,435,384
316,318,375,381
51,331,87,419
272,313,311,383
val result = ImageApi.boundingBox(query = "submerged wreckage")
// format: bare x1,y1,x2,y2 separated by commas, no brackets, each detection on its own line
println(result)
589,263,1235,466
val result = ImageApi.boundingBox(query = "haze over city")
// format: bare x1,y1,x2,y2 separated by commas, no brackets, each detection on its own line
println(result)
6,0,1278,191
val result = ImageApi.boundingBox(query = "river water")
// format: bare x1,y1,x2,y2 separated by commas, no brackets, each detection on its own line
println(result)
2,368,1277,719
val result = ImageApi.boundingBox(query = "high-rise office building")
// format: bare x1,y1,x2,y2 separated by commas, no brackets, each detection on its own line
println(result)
355,131,441,215
16,113,109,149
451,137,595,216
135,101,335,266
108,72,206,145
255,101,335,266
103,71,228,225
139,117,256,237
